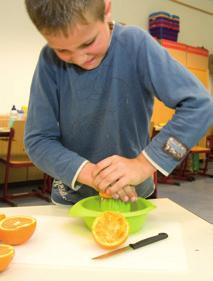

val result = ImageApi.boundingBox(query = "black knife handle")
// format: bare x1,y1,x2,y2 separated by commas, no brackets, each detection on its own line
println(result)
129,233,168,250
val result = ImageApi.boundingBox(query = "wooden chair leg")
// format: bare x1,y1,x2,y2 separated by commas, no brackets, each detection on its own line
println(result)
200,152,213,177
3,164,10,197
202,152,211,175
42,174,52,194
2,165,18,207
1,167,51,207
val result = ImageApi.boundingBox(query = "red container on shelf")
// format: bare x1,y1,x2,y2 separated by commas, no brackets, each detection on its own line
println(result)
149,11,180,42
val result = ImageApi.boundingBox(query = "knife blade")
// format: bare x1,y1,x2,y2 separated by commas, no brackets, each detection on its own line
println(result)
92,232,168,260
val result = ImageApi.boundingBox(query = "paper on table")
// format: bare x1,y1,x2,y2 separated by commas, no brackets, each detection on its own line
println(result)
13,215,188,272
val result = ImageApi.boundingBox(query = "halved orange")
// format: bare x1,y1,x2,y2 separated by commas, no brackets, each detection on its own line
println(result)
0,214,6,221
99,191,112,199
0,216,36,245
0,244,15,272
92,211,129,249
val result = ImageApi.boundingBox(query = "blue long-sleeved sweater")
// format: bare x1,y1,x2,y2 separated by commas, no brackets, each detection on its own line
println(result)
25,23,213,204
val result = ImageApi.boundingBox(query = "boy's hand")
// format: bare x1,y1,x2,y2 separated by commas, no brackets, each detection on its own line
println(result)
92,153,156,196
76,162,98,190
76,162,137,202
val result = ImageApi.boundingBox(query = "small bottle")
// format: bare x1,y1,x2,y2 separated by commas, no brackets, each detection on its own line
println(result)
8,105,18,128
17,109,24,120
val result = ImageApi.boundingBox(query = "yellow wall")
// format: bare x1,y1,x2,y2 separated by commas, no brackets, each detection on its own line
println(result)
151,40,211,146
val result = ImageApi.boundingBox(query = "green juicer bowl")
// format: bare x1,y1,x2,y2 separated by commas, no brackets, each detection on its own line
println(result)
68,196,156,234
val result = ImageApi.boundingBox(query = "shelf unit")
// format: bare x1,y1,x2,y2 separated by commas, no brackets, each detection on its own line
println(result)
151,39,210,147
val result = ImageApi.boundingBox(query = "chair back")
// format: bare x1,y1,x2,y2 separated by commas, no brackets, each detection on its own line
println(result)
5,128,15,163
12,121,27,156
0,120,29,160
0,119,50,206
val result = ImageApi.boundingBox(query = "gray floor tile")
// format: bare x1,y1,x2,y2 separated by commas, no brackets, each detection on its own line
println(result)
157,161,213,223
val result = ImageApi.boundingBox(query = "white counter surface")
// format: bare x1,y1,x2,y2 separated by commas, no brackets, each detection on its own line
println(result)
0,198,212,281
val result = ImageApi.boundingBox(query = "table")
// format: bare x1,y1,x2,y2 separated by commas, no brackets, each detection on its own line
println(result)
0,199,213,281
0,127,10,138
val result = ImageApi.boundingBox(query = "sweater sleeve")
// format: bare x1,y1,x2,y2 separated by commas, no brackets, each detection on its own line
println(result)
139,32,213,174
24,47,87,188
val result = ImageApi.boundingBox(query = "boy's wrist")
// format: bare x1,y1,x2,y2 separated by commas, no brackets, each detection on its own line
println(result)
136,152,157,178
76,162,97,189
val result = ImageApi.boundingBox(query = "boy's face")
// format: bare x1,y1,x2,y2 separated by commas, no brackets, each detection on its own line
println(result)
43,18,112,70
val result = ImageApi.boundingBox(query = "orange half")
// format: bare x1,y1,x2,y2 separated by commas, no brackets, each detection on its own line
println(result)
92,211,129,249
99,191,112,199
0,216,37,245
0,214,6,221
0,244,15,272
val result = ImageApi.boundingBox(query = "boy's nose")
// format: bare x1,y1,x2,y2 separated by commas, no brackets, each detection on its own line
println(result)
61,52,93,65
60,52,75,62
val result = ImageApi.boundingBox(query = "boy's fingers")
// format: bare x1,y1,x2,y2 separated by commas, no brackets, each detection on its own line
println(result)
115,186,137,202
123,186,137,202
116,189,129,202
93,167,119,188
93,157,112,177
112,193,119,199
96,170,124,192
106,177,127,195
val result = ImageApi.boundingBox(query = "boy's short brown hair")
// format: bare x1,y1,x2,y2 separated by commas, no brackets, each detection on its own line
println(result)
25,0,105,35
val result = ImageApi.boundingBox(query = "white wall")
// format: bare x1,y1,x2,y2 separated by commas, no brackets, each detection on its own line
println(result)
0,0,212,114
0,0,46,114
112,0,213,52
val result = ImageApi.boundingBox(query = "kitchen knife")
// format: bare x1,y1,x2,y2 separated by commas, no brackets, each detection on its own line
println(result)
92,232,168,260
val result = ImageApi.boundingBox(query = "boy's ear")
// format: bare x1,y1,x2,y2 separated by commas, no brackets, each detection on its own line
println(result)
104,0,112,22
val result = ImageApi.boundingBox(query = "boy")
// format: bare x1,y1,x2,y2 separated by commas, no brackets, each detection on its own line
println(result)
24,0,213,206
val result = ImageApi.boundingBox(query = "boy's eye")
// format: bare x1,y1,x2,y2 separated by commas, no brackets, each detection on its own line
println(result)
81,38,96,48
54,36,96,53
56,49,69,53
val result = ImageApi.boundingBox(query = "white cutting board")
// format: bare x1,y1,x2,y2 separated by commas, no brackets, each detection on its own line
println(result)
13,215,188,272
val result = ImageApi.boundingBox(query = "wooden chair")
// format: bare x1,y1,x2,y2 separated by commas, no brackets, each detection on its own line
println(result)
175,145,212,179
206,135,213,160
0,121,50,206
43,173,53,194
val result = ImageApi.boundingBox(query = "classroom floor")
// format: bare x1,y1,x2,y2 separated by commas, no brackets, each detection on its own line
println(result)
0,161,213,224
157,161,213,223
